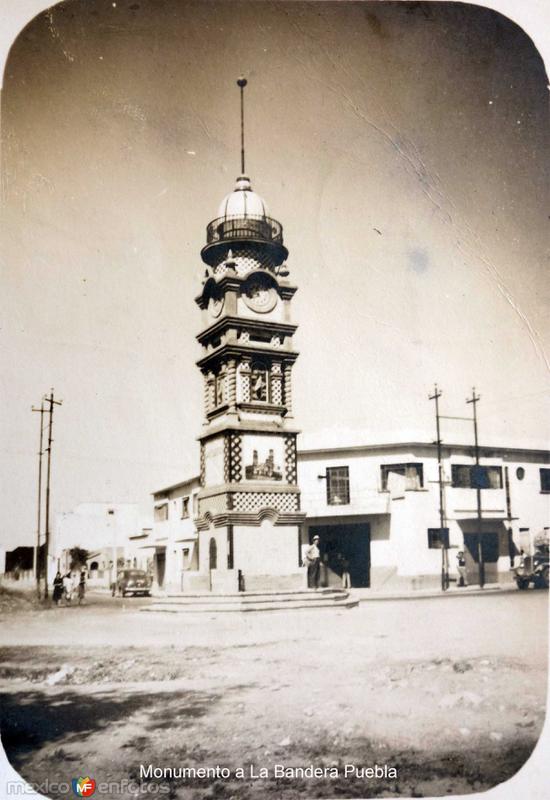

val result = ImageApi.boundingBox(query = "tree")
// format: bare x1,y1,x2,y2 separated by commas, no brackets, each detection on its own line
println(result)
69,547,90,570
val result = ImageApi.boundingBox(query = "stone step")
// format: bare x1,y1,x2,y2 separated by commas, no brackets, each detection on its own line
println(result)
162,588,345,599
156,590,349,606
141,596,359,614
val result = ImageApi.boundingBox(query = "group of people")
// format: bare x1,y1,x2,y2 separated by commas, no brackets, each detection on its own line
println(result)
305,538,473,591
52,568,87,605
303,536,351,590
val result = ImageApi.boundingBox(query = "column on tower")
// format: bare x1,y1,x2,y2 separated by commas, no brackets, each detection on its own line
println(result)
226,358,237,413
283,362,293,418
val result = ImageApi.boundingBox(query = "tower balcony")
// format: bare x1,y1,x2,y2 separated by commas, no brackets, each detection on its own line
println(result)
201,214,288,267
206,213,283,245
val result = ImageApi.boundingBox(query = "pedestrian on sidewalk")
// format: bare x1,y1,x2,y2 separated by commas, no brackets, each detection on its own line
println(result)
63,571,74,603
305,535,321,590
456,551,468,587
52,572,64,605
77,568,87,605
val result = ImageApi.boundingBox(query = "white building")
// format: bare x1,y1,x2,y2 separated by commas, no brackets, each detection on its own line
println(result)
54,502,151,585
299,441,549,590
149,441,549,593
149,477,200,591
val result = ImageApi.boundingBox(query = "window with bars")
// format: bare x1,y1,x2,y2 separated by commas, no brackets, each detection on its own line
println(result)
154,504,169,522
181,497,190,519
427,528,449,549
380,463,424,491
250,362,270,403
215,373,225,407
326,466,350,505
451,464,503,489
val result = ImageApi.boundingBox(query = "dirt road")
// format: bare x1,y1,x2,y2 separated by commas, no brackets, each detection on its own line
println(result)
0,590,547,798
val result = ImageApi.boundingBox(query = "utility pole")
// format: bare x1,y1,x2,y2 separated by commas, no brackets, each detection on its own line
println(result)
504,467,518,568
429,384,449,591
466,388,484,588
43,389,63,599
31,402,46,599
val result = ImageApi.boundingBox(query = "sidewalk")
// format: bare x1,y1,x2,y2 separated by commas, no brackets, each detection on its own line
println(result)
352,582,520,602
88,582,523,604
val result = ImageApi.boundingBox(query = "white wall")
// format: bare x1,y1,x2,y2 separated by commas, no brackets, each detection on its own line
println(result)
153,481,200,591
504,459,550,552
298,445,550,580
233,521,300,575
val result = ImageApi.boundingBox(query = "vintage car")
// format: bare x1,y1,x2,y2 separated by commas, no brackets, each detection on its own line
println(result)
113,569,152,597
513,549,549,590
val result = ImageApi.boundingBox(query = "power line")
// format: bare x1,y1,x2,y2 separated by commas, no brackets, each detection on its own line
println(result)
466,387,485,589
428,384,449,592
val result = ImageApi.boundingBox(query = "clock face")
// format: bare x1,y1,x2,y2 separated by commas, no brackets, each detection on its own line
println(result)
243,280,277,313
209,287,224,318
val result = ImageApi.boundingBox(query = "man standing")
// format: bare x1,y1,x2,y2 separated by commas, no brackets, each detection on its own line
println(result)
456,550,468,587
77,568,87,605
340,554,351,590
305,535,321,590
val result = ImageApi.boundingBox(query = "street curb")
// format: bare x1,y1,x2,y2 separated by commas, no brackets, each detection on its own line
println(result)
352,585,524,602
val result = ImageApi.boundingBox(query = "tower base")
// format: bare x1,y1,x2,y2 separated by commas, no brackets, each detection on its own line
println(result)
176,568,306,594
187,521,306,593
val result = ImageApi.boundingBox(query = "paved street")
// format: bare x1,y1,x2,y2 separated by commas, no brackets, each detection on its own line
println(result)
0,587,546,661
0,589,547,798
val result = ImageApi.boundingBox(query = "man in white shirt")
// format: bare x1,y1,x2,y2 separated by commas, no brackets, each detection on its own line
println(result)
305,535,321,590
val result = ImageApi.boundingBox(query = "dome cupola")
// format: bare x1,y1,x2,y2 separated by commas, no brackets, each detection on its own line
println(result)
217,175,269,220
201,78,287,268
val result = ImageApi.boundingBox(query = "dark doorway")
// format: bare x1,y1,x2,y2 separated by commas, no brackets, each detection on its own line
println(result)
463,532,499,584
309,523,370,588
155,548,166,588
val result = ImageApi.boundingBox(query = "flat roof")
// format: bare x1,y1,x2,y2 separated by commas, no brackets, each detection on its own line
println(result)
298,441,550,459
152,475,201,496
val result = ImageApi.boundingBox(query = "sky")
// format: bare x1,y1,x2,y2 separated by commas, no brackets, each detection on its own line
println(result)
1,0,549,550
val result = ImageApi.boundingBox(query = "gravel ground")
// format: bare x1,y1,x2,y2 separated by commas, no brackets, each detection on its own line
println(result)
0,588,547,799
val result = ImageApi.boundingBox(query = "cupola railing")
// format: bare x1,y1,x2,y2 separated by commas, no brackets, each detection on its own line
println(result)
206,214,283,246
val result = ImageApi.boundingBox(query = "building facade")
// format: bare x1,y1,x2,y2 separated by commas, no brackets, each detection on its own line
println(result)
150,477,200,591
299,441,549,590
150,441,550,593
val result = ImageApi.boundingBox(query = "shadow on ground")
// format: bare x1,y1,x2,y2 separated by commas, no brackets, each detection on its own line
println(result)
0,686,221,767
0,684,540,798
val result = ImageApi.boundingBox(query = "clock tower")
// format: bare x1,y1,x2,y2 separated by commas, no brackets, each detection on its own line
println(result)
192,79,305,592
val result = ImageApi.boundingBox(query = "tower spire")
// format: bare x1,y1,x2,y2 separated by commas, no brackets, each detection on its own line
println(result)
237,76,247,176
